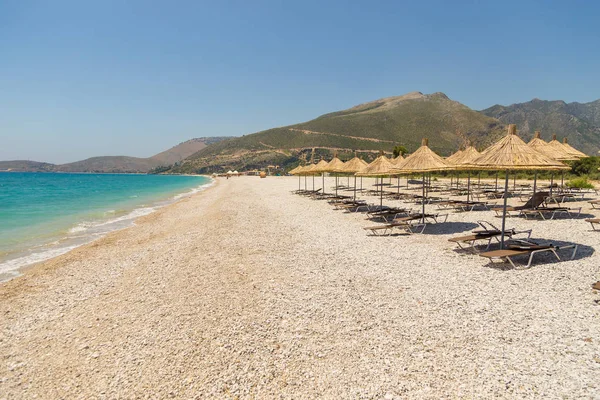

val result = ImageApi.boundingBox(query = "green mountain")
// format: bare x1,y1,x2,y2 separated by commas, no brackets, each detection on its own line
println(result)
481,98,600,155
172,92,505,173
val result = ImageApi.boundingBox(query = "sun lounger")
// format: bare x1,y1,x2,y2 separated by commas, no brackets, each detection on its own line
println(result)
585,218,600,231
448,221,532,253
492,191,549,217
363,220,427,235
366,207,411,222
589,199,600,209
479,239,578,268
520,207,582,220
437,200,489,212
363,213,448,236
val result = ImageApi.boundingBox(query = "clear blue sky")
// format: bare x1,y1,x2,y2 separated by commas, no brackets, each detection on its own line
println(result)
1,0,599,163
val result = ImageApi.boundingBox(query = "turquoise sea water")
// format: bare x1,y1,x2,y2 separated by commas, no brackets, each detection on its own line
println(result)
0,172,211,280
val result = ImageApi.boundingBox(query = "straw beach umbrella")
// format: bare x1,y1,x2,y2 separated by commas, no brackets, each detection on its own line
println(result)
547,134,580,161
446,149,464,188
338,155,368,200
356,153,394,208
297,165,312,191
302,163,319,191
548,134,582,188
391,155,404,165
446,149,464,164
561,137,587,159
391,138,455,223
528,131,567,193
289,165,304,191
312,159,329,194
390,155,405,192
467,124,569,248
528,131,562,159
447,144,480,202
313,155,345,196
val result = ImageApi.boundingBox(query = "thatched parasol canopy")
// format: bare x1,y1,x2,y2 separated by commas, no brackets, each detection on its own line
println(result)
289,165,304,175
339,156,368,173
445,149,464,164
562,137,587,158
300,164,319,175
446,145,480,166
527,131,565,160
313,156,345,173
356,154,394,177
547,134,580,161
468,126,569,171
391,155,405,165
311,159,329,172
391,138,455,173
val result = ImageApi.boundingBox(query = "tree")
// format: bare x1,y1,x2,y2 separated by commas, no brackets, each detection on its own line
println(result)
393,145,408,158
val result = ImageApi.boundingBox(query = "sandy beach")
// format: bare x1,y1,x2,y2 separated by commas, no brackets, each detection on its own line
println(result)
1,176,600,398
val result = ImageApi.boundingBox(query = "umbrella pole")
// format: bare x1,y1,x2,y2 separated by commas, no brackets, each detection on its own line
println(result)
500,170,510,249
478,171,481,187
322,173,325,194
533,171,538,199
467,171,471,202
495,171,498,191
513,174,516,191
550,173,554,196
312,174,315,191
298,175,301,192
380,177,383,208
561,171,565,189
361,177,363,191
422,172,426,224
335,175,338,197
304,175,307,190
397,176,400,194
354,175,357,201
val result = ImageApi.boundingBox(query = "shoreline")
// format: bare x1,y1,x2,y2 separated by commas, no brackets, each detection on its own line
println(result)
0,175,216,283
1,176,598,398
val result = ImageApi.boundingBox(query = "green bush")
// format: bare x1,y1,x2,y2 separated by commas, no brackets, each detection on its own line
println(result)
571,157,600,176
567,176,595,189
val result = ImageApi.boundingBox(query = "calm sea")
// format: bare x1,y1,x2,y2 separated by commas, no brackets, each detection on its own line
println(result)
0,172,211,280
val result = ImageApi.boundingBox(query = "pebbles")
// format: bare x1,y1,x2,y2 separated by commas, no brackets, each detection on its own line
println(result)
0,176,599,398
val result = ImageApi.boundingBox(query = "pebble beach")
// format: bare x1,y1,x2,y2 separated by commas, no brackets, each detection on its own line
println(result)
1,176,600,399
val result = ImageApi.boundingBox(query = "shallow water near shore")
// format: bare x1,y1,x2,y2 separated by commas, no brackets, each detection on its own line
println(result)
0,172,212,281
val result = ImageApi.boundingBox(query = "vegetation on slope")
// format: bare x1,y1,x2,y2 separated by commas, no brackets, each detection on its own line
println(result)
172,92,505,173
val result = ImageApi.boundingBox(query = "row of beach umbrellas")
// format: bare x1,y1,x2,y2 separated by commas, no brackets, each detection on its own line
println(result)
290,125,586,248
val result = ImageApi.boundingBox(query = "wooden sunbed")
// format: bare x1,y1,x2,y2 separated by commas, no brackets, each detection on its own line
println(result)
479,240,578,269
492,191,549,217
366,207,411,222
585,218,600,231
448,221,532,253
589,199,600,209
437,200,489,212
363,213,447,236
520,206,582,220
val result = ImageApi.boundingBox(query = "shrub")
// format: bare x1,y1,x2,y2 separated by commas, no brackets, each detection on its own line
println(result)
567,176,595,189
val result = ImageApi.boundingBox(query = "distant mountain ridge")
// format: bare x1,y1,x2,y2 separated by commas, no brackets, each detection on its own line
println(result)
0,137,232,173
172,92,506,173
481,98,600,154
